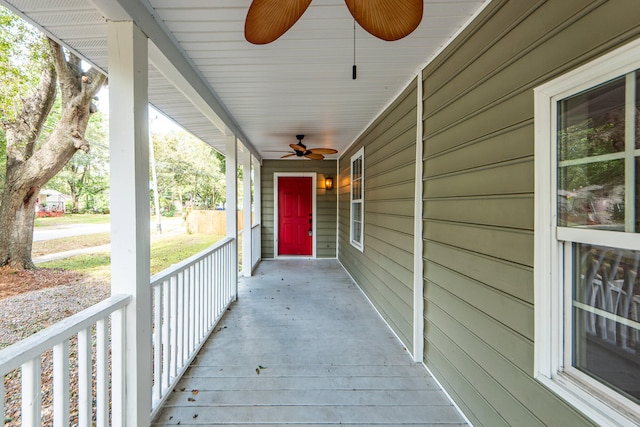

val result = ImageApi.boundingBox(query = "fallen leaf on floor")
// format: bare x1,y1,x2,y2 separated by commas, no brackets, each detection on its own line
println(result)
187,397,196,402
180,387,185,392
259,365,267,370
256,368,260,374
191,389,199,395
193,414,198,419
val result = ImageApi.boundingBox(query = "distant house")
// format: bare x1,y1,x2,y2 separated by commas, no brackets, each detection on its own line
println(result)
36,189,71,217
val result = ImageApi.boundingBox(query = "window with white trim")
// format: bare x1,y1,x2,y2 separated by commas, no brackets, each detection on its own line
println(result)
535,39,640,426
350,147,364,251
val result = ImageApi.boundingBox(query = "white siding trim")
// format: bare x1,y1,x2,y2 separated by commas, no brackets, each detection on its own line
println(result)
273,172,317,259
413,71,424,363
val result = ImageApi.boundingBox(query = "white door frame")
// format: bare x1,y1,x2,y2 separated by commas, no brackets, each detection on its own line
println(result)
273,172,317,258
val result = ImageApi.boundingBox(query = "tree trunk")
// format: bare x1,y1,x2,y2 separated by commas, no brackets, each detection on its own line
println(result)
0,181,39,268
0,39,106,269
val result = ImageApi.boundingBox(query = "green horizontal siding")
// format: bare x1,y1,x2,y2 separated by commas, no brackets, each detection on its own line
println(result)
338,79,417,349
421,0,640,425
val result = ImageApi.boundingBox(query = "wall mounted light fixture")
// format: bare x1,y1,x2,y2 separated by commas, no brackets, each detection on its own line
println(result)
325,176,334,191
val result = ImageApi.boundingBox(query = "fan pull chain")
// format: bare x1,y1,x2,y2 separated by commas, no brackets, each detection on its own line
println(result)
352,0,357,79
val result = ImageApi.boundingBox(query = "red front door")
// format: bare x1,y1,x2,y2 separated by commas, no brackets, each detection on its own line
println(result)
278,176,312,256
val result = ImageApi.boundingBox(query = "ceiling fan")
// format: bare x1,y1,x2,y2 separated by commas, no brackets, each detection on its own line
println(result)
281,135,338,160
245,0,424,45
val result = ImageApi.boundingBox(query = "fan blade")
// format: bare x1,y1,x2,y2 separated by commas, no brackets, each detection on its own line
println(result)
281,153,297,158
305,153,324,160
290,143,306,151
308,148,338,155
344,0,423,41
245,0,312,44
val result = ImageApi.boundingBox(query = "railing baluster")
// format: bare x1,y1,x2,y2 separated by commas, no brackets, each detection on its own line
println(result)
207,253,212,327
162,279,170,391
178,270,185,368
194,262,200,343
153,285,162,402
184,268,193,360
53,340,70,427
96,318,108,427
200,259,205,338
111,306,126,427
0,372,4,427
22,357,41,426
78,327,92,427
170,275,178,379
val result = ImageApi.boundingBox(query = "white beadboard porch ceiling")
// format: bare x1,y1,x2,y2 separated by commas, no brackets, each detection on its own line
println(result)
1,0,487,159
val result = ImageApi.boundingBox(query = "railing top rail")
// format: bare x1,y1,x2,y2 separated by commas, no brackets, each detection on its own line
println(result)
150,237,234,288
0,294,132,374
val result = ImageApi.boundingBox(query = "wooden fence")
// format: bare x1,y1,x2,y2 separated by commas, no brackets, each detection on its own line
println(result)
185,210,249,235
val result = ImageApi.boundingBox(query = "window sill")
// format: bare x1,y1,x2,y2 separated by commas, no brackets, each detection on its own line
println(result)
536,371,640,426
349,241,364,253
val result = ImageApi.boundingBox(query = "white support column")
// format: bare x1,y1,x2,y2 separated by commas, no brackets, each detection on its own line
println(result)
253,156,261,226
225,136,238,297
108,21,151,426
253,156,261,267
242,146,252,277
413,72,425,363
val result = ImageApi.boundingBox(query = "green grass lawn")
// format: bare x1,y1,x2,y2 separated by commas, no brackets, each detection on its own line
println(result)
40,233,224,279
32,232,111,257
34,213,111,227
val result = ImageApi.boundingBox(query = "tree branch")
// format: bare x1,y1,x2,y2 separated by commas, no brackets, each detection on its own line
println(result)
3,59,57,163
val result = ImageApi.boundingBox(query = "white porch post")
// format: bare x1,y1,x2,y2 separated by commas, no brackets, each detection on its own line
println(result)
108,21,151,426
253,156,261,225
226,136,238,297
242,146,252,277
413,71,425,363
253,156,261,266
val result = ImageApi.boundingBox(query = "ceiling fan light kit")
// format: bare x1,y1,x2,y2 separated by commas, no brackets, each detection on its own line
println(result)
281,135,338,160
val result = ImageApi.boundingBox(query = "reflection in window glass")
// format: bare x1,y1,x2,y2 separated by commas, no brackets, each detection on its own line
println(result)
558,78,625,161
572,243,640,404
558,160,625,229
637,73,640,149
352,203,361,243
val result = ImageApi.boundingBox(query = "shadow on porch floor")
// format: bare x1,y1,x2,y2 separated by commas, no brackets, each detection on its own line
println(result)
152,259,467,426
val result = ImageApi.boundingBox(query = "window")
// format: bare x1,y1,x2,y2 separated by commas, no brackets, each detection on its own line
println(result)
535,39,640,426
350,147,364,251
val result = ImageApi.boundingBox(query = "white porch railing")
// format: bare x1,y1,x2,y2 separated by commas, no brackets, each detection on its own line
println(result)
251,223,261,271
149,237,236,418
1,237,237,425
0,294,131,427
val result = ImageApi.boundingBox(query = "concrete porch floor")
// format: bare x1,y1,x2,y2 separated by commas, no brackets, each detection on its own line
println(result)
153,259,467,426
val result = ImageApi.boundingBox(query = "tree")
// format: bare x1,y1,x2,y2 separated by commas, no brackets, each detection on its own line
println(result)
46,108,110,213
152,130,225,212
0,9,107,268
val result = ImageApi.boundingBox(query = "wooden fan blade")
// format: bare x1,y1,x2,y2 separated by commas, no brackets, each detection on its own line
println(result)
305,153,324,160
344,0,423,41
290,143,306,151
308,148,338,155
245,0,312,44
281,153,297,158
